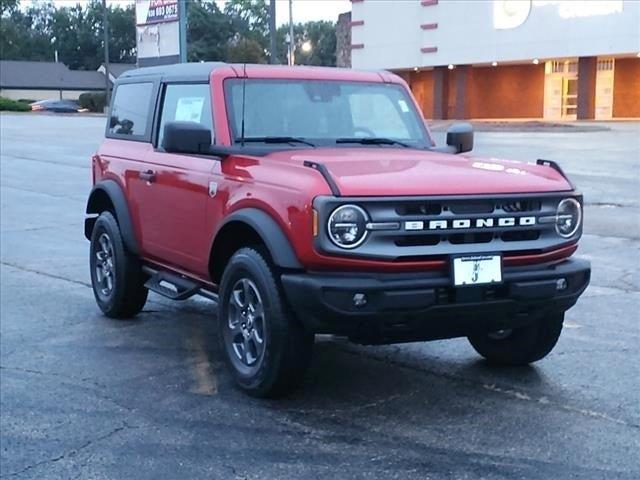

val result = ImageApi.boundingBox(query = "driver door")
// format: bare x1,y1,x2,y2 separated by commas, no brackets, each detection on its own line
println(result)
131,82,217,277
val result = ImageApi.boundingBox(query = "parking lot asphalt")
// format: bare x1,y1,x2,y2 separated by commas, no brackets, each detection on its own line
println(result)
1,113,639,479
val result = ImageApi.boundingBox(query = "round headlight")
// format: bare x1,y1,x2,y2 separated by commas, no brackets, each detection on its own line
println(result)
327,205,369,248
555,198,581,238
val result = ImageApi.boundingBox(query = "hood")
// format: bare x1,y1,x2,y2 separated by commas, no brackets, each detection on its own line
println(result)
268,148,573,196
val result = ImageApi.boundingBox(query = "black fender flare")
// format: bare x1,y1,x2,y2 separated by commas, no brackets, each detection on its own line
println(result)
215,208,302,269
84,179,140,255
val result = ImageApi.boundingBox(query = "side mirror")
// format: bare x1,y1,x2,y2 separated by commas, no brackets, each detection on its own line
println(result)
162,121,211,154
446,122,474,154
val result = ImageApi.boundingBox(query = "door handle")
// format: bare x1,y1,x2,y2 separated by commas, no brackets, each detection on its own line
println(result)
139,169,156,183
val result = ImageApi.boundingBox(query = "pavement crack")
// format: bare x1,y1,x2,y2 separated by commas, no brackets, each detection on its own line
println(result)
0,365,137,413
5,422,135,477
482,383,638,428
224,464,248,480
2,222,79,233
0,261,90,288
335,346,640,430
584,201,627,208
282,392,411,416
0,365,107,389
0,153,90,170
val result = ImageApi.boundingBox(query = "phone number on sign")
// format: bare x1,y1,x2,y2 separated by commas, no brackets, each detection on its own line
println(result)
147,2,178,22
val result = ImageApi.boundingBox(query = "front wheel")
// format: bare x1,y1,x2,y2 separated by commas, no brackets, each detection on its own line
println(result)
218,247,313,398
89,211,148,318
467,314,564,365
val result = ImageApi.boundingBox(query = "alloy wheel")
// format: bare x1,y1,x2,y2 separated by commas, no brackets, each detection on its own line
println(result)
95,233,115,297
225,278,266,371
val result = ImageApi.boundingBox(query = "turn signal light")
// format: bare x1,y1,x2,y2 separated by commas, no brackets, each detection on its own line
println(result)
312,209,318,237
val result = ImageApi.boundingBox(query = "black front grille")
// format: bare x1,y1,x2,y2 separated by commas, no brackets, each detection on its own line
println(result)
387,196,554,251
395,203,442,216
449,232,494,245
500,200,542,213
502,230,540,242
395,235,441,247
314,194,580,261
449,202,494,214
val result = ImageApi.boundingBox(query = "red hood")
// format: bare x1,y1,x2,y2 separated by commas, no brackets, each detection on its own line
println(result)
268,148,572,196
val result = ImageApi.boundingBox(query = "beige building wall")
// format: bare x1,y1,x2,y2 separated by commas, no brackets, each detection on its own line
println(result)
1,89,59,101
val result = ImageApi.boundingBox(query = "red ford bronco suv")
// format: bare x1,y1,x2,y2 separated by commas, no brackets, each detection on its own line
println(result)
86,63,590,397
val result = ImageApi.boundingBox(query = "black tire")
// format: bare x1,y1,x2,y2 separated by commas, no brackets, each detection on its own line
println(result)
218,247,313,398
89,211,148,319
467,314,564,366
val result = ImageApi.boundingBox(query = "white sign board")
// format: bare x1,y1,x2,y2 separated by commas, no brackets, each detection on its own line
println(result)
136,0,181,66
136,0,179,26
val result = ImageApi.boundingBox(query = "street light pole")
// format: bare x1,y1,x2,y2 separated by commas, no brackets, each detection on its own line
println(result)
288,0,294,66
102,0,110,106
178,0,187,63
269,0,277,64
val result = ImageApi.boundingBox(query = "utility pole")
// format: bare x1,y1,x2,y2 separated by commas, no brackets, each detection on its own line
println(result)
102,0,110,106
269,0,277,64
288,0,294,66
178,0,187,63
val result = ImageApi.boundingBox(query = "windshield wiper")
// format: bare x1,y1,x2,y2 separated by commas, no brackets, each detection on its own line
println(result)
235,136,316,147
335,137,411,148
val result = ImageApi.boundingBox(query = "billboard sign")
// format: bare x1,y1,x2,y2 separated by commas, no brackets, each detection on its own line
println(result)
136,0,179,26
136,0,183,66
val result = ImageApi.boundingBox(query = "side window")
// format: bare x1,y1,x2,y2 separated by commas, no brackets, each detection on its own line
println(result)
158,83,213,148
108,82,153,137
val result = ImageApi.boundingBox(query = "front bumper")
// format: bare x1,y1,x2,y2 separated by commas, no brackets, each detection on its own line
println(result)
281,258,590,344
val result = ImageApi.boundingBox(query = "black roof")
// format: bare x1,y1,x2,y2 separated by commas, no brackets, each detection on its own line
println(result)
119,62,225,82
117,62,394,85
0,60,108,90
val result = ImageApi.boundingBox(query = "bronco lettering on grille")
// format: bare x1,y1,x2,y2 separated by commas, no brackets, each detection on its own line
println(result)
406,216,537,231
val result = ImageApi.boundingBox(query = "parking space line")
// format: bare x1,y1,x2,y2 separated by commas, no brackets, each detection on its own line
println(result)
187,322,218,396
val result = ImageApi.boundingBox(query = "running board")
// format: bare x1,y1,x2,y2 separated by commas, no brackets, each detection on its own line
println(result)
141,268,200,301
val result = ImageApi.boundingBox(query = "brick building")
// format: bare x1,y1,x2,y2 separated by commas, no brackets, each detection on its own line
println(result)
349,0,640,120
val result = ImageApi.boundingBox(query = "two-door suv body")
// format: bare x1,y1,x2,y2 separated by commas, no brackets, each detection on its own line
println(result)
86,63,590,396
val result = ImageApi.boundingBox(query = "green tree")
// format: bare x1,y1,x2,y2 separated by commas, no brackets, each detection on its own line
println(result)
0,0,19,16
223,0,269,50
187,0,234,62
107,5,136,64
276,21,336,67
298,21,336,66
50,2,102,70
226,36,267,63
0,2,55,61
1,0,135,69
0,0,332,69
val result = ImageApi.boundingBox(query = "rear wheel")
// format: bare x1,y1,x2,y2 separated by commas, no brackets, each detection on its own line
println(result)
467,314,564,365
218,247,313,397
89,211,148,318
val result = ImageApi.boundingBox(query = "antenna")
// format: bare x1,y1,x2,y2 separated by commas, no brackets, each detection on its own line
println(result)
240,63,247,147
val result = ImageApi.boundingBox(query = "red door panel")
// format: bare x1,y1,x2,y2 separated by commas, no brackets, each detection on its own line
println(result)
130,151,216,276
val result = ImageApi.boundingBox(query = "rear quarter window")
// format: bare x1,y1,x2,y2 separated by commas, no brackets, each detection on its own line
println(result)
108,82,154,139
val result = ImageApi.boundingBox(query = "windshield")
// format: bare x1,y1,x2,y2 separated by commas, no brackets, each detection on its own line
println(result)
225,79,431,148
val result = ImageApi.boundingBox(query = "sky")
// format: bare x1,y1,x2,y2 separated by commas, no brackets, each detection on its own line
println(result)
47,0,352,26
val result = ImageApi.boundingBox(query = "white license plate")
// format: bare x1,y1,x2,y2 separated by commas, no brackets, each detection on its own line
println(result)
452,255,502,287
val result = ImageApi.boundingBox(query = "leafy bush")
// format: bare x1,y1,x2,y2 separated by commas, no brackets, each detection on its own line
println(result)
79,92,107,113
0,97,31,112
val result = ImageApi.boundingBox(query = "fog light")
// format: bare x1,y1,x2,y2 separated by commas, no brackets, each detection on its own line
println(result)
556,278,568,291
353,293,367,307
